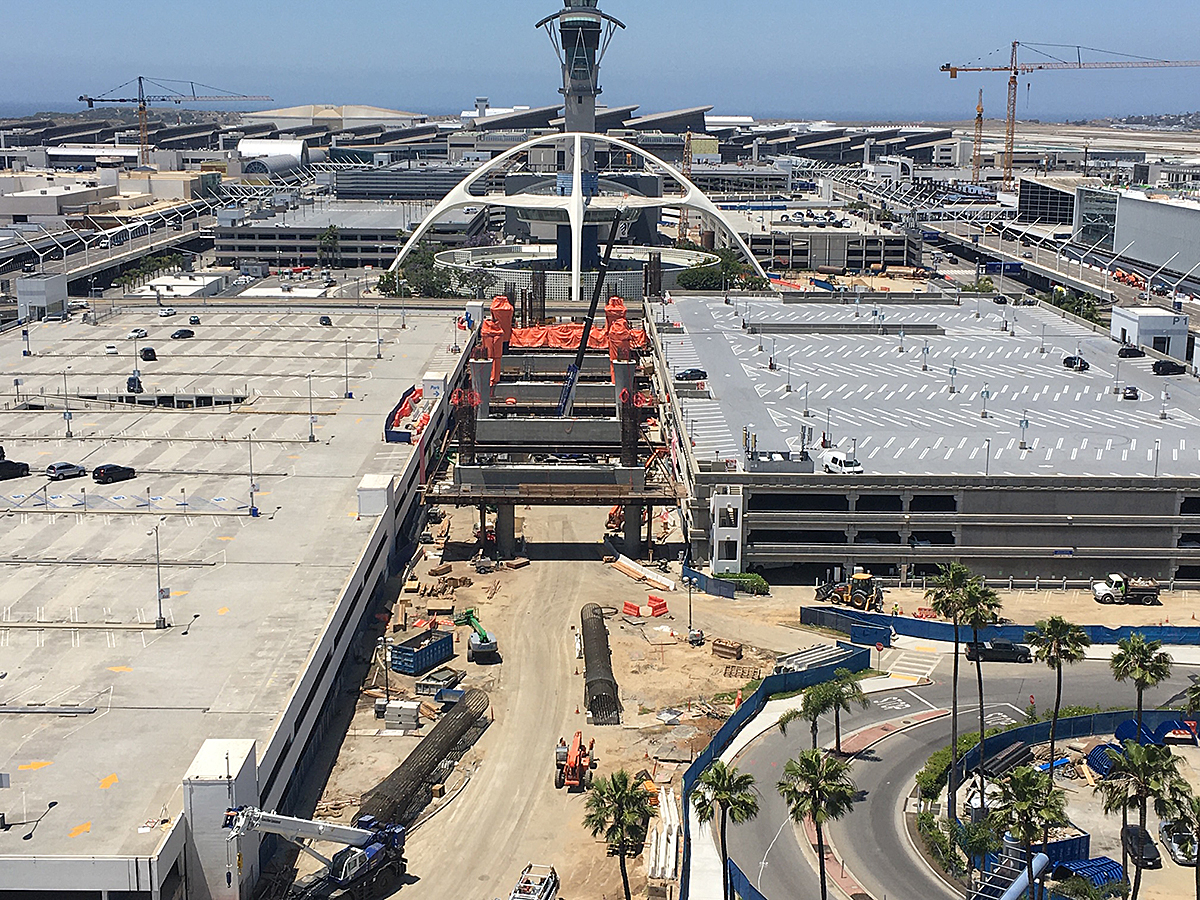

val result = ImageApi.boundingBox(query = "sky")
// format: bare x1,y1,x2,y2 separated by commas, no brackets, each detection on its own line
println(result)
4,0,1200,122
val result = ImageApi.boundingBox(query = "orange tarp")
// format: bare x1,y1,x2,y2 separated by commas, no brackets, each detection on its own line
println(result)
508,325,647,350
480,318,505,386
490,295,514,343
604,296,628,331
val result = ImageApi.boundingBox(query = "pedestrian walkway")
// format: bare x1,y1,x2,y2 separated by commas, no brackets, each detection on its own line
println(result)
891,632,1200,665
884,648,941,682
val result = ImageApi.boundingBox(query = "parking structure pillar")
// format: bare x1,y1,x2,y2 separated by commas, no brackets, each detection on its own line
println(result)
495,503,516,559
623,504,641,558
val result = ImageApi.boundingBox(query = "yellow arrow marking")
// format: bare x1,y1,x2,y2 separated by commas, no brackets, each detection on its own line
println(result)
170,590,188,597
99,774,118,789
218,536,235,541
69,822,92,838
18,761,53,771
288,455,300,459
107,666,133,673
217,607,229,615
355,417,363,424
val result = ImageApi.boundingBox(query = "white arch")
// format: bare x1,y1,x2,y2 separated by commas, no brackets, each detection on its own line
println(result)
387,131,768,303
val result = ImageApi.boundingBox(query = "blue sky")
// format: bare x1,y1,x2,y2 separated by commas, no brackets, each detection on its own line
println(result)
4,0,1200,121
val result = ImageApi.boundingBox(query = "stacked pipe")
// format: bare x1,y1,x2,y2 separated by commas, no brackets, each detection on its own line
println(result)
580,604,621,725
647,786,680,880
355,688,489,825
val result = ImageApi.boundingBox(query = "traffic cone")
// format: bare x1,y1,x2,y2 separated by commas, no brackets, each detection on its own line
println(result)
575,705,580,715
575,667,579,676
735,689,743,709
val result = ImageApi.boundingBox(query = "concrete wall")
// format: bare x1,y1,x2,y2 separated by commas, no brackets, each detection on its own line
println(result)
183,739,260,900
1110,306,1188,360
1115,192,1200,273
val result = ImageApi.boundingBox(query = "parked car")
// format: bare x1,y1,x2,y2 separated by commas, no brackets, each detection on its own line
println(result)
1159,821,1197,866
1062,356,1090,371
127,328,148,340
92,464,136,484
1123,824,1163,869
104,344,119,355
318,315,333,326
993,296,1008,304
171,328,195,340
674,368,708,382
140,347,157,361
46,462,87,480
189,315,201,325
820,450,864,475
158,307,177,318
1153,359,1187,376
126,375,144,394
0,459,32,480
1118,345,1145,358
1021,252,1033,259
1122,386,1140,400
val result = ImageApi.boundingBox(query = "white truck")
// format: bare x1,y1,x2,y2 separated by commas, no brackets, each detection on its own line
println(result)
1092,573,1161,606
508,863,559,900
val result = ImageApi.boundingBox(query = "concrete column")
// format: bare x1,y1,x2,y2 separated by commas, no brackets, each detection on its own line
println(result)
495,503,516,559
469,360,492,418
623,504,640,558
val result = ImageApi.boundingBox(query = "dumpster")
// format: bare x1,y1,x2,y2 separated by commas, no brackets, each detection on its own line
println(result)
391,629,454,676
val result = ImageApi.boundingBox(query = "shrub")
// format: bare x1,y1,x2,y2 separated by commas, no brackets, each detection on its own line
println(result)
714,572,770,595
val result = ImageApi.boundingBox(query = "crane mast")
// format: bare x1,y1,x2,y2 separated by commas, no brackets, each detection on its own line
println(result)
972,89,984,184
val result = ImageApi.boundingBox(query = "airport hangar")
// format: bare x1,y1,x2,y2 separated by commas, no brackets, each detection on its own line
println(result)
657,292,1200,584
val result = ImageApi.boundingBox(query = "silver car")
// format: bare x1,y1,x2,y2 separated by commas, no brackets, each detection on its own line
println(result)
47,462,87,480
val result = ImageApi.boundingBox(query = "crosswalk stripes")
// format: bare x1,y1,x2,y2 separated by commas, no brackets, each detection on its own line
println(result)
884,649,940,683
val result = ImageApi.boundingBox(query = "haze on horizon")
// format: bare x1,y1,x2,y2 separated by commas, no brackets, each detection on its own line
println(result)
4,0,1200,123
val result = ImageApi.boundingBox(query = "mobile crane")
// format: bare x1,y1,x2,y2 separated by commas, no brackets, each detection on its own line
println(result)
452,608,500,662
222,806,405,899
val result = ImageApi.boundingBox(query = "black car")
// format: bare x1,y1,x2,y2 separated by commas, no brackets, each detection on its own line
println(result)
140,347,157,361
171,328,195,340
1122,824,1163,869
126,375,144,394
1062,356,1090,371
675,368,708,382
993,296,1008,304
318,315,333,326
1118,345,1145,359
1153,359,1187,376
1122,386,1140,400
92,464,136,484
189,315,201,325
0,459,31,480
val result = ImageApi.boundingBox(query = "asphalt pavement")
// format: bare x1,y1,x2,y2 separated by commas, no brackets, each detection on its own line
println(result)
723,655,1200,900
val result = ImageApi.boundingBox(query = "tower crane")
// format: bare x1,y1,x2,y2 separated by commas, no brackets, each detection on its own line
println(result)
79,77,272,166
972,89,984,185
942,42,1200,190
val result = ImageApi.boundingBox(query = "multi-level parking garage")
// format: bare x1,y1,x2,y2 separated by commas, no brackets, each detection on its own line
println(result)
0,309,465,898
657,293,1200,582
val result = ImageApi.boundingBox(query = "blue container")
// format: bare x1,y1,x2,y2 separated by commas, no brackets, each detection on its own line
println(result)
391,630,454,676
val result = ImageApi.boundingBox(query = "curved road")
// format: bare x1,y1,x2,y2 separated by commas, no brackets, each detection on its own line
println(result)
727,656,1197,900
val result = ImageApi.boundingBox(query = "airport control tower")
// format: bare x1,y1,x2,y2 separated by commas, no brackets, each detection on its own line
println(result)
537,1,625,268
537,0,625,173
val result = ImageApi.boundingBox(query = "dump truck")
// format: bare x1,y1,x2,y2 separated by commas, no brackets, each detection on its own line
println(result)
814,570,883,611
554,731,595,791
1092,573,1161,606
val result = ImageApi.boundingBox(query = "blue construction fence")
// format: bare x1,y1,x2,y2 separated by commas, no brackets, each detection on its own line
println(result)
679,642,871,900
683,564,736,599
727,856,768,900
801,606,1200,646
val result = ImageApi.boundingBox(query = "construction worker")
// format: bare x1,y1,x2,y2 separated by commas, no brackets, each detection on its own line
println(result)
892,602,900,619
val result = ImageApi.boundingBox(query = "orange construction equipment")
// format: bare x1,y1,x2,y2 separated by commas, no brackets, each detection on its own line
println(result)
554,731,594,791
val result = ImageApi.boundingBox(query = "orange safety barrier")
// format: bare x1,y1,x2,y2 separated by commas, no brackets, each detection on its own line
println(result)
915,607,937,619
649,604,669,617
647,594,666,607
622,601,641,617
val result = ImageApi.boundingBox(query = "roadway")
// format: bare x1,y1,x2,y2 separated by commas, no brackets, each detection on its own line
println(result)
725,652,1199,900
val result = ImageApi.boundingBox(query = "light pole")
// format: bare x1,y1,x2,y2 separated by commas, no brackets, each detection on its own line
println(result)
248,429,258,516
307,372,316,443
1040,324,1046,355
1019,409,1029,450
980,382,990,418
377,636,393,702
344,338,351,399
148,517,167,629
1171,258,1200,307
786,354,793,392
922,339,929,371
984,438,991,477
1154,438,1161,477
62,368,72,438
949,359,957,394
1105,239,1137,292
802,381,810,416
375,304,383,358
683,576,696,633
825,407,832,447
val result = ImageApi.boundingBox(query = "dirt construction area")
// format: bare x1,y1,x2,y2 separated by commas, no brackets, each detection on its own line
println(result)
294,504,820,900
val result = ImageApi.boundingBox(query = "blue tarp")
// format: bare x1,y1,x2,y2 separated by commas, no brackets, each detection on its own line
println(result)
1052,856,1125,887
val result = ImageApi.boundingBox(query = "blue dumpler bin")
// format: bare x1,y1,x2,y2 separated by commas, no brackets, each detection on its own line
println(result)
390,629,454,676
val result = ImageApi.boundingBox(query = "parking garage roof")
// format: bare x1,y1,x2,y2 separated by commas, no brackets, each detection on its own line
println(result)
666,295,1200,478
0,308,459,862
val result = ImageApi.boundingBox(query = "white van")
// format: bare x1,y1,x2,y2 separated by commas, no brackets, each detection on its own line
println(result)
821,450,863,475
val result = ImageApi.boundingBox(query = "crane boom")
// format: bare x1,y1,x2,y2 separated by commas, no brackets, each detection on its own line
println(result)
222,806,374,848
942,42,1200,190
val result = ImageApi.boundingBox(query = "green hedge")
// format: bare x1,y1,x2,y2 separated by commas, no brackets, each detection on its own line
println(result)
714,572,771,595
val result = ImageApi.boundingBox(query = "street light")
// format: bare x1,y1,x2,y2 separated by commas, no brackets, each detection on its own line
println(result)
375,304,383,359
802,381,810,416
984,438,991,477
248,429,258,517
307,372,316,442
1144,252,1181,298
344,338,352,399
980,382,990,419
62,368,72,438
683,576,697,633
1105,239,1137,292
148,516,167,629
1171,258,1200,306
377,636,393,702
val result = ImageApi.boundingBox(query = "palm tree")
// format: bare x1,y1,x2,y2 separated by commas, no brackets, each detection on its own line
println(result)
777,750,857,900
1095,741,1188,900
959,818,1002,894
583,769,653,900
692,761,760,900
926,561,974,822
988,766,1068,900
961,578,1002,797
826,668,870,755
778,681,836,749
1110,634,1174,735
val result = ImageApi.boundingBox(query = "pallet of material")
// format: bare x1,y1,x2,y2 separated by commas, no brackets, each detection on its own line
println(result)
429,562,453,577
403,578,421,593
712,638,743,660
504,557,530,569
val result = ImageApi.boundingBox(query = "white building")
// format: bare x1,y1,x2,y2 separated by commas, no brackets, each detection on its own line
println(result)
1111,306,1189,360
